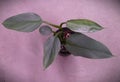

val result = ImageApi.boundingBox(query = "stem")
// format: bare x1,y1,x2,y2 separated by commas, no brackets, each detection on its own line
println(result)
52,30,55,33
43,21,61,29
60,22,66,27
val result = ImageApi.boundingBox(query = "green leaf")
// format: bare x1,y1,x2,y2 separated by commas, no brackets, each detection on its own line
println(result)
65,33,113,59
2,13,42,32
39,25,52,35
43,35,61,69
66,19,103,33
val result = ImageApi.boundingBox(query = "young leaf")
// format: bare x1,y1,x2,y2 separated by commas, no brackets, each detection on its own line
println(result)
43,35,61,69
2,13,42,32
65,33,113,59
66,19,103,33
39,25,52,35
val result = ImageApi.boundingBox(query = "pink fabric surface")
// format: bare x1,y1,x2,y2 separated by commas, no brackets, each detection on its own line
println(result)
0,0,120,82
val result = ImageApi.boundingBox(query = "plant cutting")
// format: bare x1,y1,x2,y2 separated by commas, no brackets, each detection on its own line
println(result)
2,13,113,69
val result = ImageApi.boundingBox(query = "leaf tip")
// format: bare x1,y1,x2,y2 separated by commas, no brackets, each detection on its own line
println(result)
110,54,115,57
43,66,47,70
2,21,6,27
43,63,49,70
100,26,104,30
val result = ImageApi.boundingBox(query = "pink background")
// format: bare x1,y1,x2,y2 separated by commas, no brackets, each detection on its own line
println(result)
0,0,120,82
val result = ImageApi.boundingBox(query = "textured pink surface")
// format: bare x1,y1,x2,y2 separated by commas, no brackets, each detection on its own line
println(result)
0,0,120,82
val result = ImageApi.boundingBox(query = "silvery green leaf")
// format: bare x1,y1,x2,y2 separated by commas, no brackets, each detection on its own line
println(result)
66,19,103,33
65,33,113,59
39,25,52,35
2,13,42,32
43,35,61,69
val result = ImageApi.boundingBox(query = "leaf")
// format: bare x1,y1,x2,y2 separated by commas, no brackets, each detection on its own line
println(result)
39,25,52,35
65,33,113,59
66,19,103,33
43,35,61,69
2,13,42,32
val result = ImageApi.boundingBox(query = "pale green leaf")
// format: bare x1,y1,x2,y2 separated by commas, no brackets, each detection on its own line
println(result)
2,13,42,32
43,35,61,69
66,19,103,33
65,33,113,59
39,25,52,35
